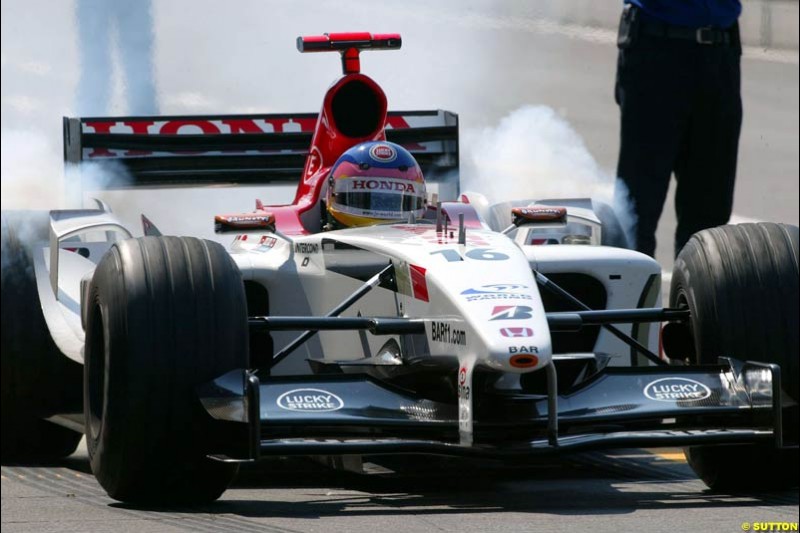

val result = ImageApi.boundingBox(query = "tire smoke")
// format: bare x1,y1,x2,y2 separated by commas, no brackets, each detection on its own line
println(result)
1,129,64,210
1,0,156,213
461,105,636,248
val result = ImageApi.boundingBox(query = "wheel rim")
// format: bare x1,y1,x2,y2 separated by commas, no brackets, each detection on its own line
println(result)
671,288,698,363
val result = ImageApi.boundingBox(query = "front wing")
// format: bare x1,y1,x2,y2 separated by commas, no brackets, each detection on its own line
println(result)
198,360,785,461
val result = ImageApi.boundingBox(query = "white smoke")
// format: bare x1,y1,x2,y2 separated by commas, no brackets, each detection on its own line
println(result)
463,106,607,200
1,0,156,221
0,130,61,273
0,129,65,210
461,105,636,247
0,131,134,211
65,160,134,203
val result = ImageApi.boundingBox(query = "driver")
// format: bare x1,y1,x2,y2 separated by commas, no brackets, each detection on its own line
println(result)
326,141,427,228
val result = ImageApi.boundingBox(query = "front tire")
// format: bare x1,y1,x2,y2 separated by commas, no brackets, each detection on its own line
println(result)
85,236,249,503
671,223,798,491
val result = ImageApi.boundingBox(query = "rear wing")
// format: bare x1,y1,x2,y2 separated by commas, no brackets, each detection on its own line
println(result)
63,110,459,199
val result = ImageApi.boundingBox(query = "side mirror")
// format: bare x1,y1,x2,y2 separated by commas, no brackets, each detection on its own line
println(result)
511,206,567,226
214,213,276,233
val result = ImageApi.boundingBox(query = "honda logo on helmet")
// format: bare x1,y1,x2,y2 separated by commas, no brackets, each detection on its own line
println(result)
351,179,416,193
369,143,397,162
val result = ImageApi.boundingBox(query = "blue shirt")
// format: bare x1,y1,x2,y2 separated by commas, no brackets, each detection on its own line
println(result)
625,0,742,28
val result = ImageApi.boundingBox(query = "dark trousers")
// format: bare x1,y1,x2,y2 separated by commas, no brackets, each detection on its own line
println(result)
615,32,742,257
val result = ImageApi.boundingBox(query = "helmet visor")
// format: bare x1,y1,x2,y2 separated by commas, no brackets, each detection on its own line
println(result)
332,176,425,219
336,192,425,212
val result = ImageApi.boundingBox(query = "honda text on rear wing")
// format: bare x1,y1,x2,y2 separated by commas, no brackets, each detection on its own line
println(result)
63,109,458,195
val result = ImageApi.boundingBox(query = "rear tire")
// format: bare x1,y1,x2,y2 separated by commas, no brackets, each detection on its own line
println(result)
593,200,631,249
85,236,249,503
1,211,82,462
671,223,798,491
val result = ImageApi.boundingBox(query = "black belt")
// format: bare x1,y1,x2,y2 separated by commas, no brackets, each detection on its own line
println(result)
640,18,736,46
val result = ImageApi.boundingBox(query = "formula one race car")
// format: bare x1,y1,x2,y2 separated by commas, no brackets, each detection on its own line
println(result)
2,33,797,504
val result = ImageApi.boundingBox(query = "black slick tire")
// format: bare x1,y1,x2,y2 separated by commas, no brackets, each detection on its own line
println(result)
593,199,631,249
670,223,799,491
1,210,82,462
84,236,249,503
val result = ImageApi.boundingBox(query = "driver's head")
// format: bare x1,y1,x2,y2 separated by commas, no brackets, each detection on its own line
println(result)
326,141,426,228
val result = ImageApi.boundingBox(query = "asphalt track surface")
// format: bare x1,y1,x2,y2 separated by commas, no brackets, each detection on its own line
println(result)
2,1,799,531
3,442,798,533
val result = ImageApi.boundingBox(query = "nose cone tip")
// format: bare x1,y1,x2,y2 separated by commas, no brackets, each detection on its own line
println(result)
485,346,552,373
509,353,541,369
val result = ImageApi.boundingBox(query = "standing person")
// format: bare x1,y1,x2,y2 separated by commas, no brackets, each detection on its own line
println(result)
614,0,743,258
76,0,158,116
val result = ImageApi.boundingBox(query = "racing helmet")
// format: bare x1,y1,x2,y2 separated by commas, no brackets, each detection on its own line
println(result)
326,141,427,227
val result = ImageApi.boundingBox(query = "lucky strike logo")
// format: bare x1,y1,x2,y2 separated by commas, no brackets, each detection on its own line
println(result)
369,143,397,162
643,378,712,402
351,179,416,193
276,388,344,412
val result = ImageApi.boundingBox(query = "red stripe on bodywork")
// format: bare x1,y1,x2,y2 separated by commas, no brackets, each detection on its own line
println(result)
409,264,429,302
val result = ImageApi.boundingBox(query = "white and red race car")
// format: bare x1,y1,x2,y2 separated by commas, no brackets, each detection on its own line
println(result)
2,33,797,504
